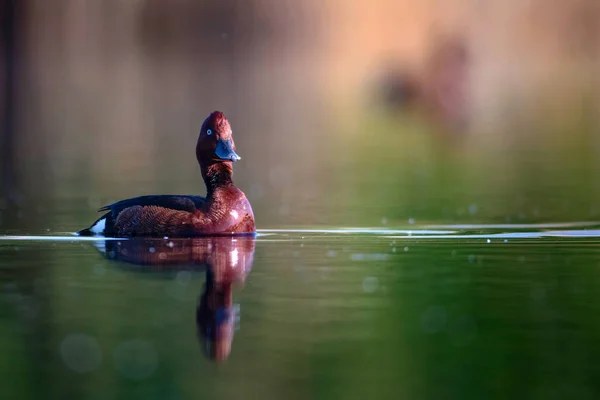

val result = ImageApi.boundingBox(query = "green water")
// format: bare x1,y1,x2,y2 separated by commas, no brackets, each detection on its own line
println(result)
2,112,600,399
2,226,600,399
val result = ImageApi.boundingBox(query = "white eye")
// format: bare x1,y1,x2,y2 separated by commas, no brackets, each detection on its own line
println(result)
207,129,212,135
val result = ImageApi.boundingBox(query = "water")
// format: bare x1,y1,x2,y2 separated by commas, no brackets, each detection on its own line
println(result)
3,92,599,399
2,224,600,399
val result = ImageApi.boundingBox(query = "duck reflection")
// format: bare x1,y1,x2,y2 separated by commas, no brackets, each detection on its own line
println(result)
94,236,255,361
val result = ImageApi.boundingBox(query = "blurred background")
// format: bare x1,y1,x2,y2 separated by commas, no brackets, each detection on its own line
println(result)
1,0,599,231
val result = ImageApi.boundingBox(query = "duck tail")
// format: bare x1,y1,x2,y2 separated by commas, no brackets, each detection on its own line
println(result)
76,228,93,236
77,213,109,236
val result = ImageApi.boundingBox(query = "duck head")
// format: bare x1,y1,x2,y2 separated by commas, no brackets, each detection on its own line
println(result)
196,111,241,167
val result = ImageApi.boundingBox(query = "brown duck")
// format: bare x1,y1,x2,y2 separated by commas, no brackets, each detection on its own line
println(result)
78,111,256,237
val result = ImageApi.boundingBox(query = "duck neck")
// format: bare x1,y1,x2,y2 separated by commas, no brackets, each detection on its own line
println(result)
202,162,234,195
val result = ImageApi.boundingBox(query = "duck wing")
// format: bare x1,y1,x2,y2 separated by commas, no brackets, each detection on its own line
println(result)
111,204,203,237
78,195,207,237
99,195,206,214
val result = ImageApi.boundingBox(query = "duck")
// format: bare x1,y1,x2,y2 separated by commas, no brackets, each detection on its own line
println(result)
77,111,256,237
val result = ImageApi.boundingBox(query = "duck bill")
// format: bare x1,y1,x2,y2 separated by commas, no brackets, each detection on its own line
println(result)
214,138,241,162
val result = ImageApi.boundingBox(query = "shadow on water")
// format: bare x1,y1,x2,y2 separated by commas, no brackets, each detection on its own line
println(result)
96,237,255,362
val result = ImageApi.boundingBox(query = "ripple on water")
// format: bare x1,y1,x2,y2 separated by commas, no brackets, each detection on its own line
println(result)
0,222,599,243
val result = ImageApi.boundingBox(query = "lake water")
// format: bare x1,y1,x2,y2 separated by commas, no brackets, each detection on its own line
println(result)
2,223,600,399
2,99,599,399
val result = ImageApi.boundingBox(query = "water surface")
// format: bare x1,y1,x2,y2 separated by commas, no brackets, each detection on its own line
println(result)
2,224,600,399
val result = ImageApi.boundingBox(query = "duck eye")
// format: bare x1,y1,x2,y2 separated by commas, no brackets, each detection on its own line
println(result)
207,129,212,135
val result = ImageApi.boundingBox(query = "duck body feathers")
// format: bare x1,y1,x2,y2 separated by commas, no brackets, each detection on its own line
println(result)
78,192,254,238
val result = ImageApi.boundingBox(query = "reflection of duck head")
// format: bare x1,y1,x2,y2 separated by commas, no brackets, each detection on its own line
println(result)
196,266,238,361
94,236,255,361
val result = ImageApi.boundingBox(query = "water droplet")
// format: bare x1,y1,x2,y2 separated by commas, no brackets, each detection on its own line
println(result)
176,271,191,285
60,334,102,373
93,264,106,276
362,276,379,293
113,339,158,381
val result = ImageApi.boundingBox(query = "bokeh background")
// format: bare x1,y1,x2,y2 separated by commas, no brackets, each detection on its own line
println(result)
1,0,599,231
